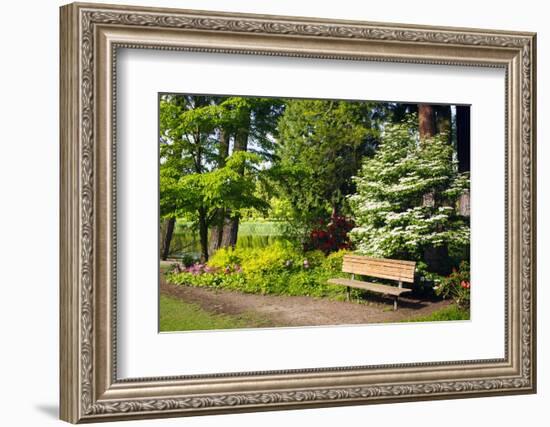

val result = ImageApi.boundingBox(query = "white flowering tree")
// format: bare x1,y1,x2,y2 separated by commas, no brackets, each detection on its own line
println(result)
349,116,470,274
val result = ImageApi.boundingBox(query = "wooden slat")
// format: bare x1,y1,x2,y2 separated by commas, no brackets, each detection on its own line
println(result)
344,254,416,267
342,263,414,282
342,254,415,282
328,278,412,297
342,263,414,277
343,261,415,275
343,259,416,273
342,260,415,276
342,266,413,282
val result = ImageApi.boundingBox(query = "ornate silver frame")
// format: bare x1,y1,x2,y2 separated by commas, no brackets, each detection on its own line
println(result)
60,2,537,423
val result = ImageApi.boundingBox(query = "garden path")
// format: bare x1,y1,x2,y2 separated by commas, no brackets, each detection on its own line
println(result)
160,279,453,327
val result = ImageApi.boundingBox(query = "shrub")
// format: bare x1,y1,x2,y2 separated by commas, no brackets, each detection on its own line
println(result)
207,247,248,270
179,253,198,267
322,249,351,272
166,242,352,299
239,241,301,275
302,250,326,269
305,214,355,254
433,261,470,310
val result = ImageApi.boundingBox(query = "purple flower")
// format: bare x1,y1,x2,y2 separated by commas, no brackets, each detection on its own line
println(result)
185,263,209,275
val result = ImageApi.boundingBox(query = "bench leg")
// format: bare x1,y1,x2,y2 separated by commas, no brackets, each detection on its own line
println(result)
394,296,398,311
346,286,351,302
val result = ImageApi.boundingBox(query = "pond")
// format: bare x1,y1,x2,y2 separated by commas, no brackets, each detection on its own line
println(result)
168,221,286,260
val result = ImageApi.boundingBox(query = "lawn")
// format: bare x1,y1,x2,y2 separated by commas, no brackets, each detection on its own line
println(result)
159,295,273,332
400,304,469,323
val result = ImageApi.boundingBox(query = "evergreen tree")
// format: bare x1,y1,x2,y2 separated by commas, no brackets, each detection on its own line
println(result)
273,99,383,243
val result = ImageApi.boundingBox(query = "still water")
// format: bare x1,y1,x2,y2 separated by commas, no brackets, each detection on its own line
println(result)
169,221,284,260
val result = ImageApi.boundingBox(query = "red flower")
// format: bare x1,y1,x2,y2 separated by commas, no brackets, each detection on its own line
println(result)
306,215,355,254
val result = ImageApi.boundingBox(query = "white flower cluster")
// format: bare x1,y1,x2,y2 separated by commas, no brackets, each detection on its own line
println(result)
348,119,470,261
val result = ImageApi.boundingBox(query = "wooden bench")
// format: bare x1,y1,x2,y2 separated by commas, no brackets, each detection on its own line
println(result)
328,254,416,310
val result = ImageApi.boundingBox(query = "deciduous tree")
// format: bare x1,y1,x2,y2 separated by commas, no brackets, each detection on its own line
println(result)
349,116,469,275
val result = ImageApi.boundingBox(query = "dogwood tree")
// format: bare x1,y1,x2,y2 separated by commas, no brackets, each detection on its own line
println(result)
349,116,469,273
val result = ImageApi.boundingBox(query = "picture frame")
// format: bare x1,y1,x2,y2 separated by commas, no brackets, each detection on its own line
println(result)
59,2,536,423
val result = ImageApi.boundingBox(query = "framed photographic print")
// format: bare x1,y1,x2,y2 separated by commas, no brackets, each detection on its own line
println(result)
60,2,537,423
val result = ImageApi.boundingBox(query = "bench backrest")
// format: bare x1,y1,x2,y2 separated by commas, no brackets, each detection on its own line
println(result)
342,254,416,283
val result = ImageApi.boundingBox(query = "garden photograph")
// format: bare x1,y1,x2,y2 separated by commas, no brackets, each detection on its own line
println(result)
159,94,471,332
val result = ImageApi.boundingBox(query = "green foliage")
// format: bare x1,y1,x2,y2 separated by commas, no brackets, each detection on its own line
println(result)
179,253,198,267
159,94,285,259
167,243,352,299
207,246,247,270
272,99,383,243
349,115,470,267
322,249,351,272
434,261,471,310
173,151,269,219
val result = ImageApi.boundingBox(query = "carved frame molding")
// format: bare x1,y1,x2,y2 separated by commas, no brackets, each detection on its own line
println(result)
60,2,536,423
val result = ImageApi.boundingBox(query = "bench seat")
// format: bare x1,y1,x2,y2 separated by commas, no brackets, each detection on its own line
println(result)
327,278,412,297
328,254,416,310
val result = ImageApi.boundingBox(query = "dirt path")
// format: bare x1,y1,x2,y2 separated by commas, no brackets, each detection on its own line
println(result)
160,279,452,327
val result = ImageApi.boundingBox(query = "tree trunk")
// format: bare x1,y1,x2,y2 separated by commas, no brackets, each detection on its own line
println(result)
456,105,470,173
198,208,209,263
419,104,437,206
222,214,239,248
220,111,251,248
418,104,436,142
456,105,471,217
208,210,223,256
418,104,449,274
209,209,239,254
160,217,175,260
208,129,231,255
435,105,452,143
159,220,167,259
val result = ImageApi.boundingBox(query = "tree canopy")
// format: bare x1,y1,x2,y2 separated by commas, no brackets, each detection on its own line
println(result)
159,94,469,275
271,99,384,241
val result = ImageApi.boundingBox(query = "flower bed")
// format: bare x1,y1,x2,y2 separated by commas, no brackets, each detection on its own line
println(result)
166,242,354,299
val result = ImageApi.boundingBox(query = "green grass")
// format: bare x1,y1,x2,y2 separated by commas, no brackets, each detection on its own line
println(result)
159,295,273,332
401,304,470,323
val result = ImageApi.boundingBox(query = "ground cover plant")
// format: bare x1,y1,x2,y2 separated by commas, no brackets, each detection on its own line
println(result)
166,243,353,299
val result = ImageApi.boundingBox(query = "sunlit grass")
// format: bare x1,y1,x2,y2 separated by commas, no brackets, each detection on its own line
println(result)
159,295,273,332
400,304,470,323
